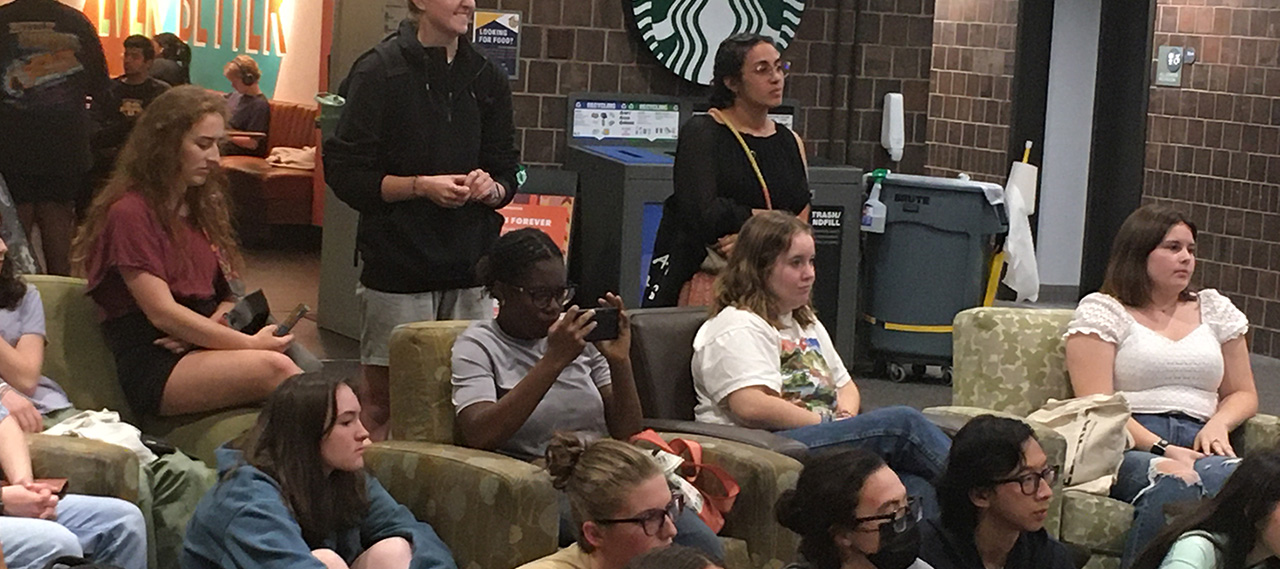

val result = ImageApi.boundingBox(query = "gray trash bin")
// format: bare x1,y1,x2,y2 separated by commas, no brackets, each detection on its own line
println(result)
862,173,1008,382
315,92,345,139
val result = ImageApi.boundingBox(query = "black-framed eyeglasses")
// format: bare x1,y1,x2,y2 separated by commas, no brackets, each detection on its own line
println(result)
992,465,1058,496
507,283,576,309
751,60,792,77
852,496,922,533
596,492,685,536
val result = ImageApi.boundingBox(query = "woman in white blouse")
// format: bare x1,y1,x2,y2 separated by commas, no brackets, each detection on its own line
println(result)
1065,204,1257,568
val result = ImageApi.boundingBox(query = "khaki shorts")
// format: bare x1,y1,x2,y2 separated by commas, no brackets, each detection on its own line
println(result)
357,284,493,366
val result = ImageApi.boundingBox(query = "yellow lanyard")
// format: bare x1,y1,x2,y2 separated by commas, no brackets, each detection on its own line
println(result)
708,108,772,210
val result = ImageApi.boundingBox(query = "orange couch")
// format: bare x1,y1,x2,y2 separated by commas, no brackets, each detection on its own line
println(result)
221,99,320,242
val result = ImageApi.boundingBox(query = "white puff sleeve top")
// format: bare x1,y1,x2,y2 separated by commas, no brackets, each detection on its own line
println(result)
1066,289,1248,421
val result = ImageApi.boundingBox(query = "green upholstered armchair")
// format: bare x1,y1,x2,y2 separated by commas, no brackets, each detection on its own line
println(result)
29,432,140,502
29,275,259,467
387,319,805,569
946,306,1280,569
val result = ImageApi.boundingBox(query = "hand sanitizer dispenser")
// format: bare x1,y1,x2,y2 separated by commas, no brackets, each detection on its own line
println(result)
881,93,905,162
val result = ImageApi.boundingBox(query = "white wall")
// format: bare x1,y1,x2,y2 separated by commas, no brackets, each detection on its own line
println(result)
1037,0,1101,289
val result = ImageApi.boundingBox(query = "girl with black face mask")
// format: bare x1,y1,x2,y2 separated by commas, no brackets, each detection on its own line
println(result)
777,448,932,569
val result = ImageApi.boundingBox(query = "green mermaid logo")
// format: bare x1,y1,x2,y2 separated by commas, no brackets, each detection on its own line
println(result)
631,0,807,85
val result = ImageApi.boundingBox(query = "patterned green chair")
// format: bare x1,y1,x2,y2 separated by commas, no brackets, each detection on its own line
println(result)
947,306,1280,569
388,320,805,569
30,275,259,467
29,433,140,502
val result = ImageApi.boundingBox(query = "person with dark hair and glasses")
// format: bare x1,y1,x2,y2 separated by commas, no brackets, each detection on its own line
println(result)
644,32,810,307
518,434,690,569
776,447,931,569
1065,204,1254,567
451,228,723,559
920,415,1074,569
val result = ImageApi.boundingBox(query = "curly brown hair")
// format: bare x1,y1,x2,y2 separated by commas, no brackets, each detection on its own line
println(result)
712,211,816,328
72,85,241,273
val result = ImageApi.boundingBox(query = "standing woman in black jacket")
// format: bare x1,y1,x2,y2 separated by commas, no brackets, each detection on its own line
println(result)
324,0,519,441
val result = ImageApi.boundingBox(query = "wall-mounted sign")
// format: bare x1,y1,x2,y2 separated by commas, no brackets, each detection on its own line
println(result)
25,0,324,104
1156,45,1183,87
473,10,518,79
631,0,806,85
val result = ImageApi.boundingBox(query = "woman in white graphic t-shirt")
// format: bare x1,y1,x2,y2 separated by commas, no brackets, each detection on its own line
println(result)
691,211,951,517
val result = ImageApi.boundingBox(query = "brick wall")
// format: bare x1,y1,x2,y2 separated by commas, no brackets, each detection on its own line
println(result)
1142,0,1280,356
923,0,1017,184
381,0,942,168
844,0,936,173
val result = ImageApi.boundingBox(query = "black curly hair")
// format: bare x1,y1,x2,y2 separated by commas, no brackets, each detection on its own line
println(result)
776,448,887,569
475,228,563,291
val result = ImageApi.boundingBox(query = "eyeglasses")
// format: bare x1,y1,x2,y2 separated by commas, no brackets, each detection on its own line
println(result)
596,492,686,536
852,496,922,533
751,60,791,77
993,465,1059,496
507,283,576,309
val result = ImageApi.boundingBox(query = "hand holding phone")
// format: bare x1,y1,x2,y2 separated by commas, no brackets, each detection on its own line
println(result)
582,306,620,342
274,304,310,336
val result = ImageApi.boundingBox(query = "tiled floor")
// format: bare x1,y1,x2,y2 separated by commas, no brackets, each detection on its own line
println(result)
242,242,1280,415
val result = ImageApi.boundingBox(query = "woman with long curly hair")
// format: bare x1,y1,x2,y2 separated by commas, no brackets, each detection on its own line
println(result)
72,85,299,418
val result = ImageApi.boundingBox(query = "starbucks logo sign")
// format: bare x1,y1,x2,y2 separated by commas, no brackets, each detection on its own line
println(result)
632,0,807,85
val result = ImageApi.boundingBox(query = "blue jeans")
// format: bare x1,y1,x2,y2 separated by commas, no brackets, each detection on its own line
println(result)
557,489,726,561
1112,413,1240,568
0,494,148,569
778,406,952,518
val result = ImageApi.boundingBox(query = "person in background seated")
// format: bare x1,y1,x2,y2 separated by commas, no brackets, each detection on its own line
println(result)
182,372,456,569
87,34,171,215
221,55,269,158
921,415,1073,569
624,545,725,569
776,448,932,569
451,228,723,559
72,86,300,420
150,33,191,87
0,221,213,569
0,409,148,569
1065,204,1255,567
1130,447,1280,569
518,434,688,569
692,211,951,515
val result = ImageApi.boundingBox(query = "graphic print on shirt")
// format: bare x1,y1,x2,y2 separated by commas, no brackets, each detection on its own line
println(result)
118,97,143,117
3,21,84,104
778,336,837,413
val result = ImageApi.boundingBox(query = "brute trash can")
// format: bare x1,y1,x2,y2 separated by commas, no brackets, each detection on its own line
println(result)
861,173,1008,382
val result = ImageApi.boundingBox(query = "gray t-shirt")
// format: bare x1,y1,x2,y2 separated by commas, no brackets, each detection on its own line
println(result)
451,319,611,461
0,285,72,414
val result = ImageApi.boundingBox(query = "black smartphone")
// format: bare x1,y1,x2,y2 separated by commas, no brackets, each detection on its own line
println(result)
274,304,310,336
582,307,620,342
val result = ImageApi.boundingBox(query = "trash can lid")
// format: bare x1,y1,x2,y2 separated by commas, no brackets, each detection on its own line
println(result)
880,172,1006,208
315,92,346,107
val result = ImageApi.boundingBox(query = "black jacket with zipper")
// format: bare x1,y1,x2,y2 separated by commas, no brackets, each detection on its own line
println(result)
324,19,519,293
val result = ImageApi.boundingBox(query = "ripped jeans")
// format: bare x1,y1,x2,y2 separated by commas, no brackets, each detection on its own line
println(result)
1111,413,1240,568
